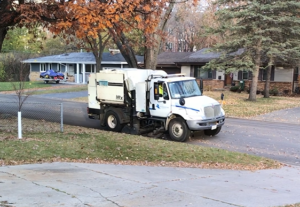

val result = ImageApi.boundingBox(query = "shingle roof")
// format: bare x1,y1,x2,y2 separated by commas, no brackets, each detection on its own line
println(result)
23,52,144,64
157,52,194,64
177,48,221,63
175,48,245,64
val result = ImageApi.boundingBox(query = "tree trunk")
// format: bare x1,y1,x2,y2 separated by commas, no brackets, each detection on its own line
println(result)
264,56,273,98
95,55,102,72
248,39,262,101
0,27,8,52
109,27,138,68
144,34,161,69
144,1,175,69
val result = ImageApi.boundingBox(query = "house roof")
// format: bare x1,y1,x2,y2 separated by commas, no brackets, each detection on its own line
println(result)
174,48,245,65
22,52,144,64
175,48,221,64
157,52,194,65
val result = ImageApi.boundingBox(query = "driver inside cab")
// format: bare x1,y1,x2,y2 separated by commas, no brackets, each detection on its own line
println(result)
159,83,163,97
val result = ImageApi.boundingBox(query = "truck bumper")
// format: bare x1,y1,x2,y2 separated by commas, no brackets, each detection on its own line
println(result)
186,116,225,131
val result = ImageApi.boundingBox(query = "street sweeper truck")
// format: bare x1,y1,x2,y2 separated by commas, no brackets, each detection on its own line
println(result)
87,68,225,142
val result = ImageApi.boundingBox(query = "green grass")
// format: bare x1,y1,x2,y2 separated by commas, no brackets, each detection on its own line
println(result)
0,122,280,170
0,81,50,91
28,85,87,95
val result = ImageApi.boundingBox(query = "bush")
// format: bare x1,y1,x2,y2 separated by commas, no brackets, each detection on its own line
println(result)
230,86,240,92
270,88,279,96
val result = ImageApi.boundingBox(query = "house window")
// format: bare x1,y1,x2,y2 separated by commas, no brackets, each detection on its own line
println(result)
68,64,75,75
238,70,252,80
85,64,92,72
196,67,213,79
259,67,274,81
242,70,249,80
57,64,61,72
40,63,46,72
262,69,267,81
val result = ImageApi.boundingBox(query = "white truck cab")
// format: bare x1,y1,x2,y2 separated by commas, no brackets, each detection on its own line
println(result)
87,68,225,142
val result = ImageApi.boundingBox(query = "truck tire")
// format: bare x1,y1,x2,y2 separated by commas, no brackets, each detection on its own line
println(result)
105,110,123,132
168,117,190,142
204,126,222,136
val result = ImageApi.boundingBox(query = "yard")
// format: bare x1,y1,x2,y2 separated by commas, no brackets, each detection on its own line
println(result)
1,81,300,170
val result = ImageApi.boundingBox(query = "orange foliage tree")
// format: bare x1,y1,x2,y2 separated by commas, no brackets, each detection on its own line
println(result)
1,0,200,70
45,0,199,69
50,0,176,69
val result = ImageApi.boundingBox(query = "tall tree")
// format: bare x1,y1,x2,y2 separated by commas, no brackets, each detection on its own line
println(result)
1,0,201,70
2,26,46,53
0,0,63,52
46,0,173,69
204,0,300,101
164,0,222,53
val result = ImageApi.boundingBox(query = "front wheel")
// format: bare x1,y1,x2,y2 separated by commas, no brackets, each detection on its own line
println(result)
204,126,222,136
168,117,190,142
105,110,123,132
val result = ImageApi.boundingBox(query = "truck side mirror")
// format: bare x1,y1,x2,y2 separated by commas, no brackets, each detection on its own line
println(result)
179,97,185,106
154,83,159,100
199,78,203,94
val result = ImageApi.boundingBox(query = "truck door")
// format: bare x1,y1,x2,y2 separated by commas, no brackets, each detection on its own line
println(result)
149,82,171,117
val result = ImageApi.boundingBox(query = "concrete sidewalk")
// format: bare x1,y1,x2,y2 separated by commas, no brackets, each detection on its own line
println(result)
1,163,300,207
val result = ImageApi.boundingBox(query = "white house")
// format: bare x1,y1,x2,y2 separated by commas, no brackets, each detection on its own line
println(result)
23,52,144,84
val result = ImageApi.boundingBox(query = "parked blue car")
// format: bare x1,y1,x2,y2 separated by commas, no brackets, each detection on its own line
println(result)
40,69,64,80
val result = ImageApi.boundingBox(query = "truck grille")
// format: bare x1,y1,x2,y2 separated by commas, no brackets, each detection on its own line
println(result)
204,105,221,118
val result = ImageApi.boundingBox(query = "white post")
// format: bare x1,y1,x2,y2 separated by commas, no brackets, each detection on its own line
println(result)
82,64,86,84
76,63,79,83
18,111,22,139
64,64,68,81
60,103,63,133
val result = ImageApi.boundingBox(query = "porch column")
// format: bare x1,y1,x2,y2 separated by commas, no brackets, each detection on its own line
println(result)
82,63,86,84
76,63,79,83
65,64,68,80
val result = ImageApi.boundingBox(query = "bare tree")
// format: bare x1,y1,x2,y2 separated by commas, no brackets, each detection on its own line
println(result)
2,53,34,138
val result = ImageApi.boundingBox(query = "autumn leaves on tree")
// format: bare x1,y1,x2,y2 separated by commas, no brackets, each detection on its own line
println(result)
0,0,200,70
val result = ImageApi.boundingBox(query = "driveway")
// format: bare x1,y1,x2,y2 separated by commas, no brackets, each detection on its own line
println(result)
252,107,300,125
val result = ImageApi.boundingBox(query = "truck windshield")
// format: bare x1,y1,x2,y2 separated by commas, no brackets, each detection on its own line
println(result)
168,80,201,99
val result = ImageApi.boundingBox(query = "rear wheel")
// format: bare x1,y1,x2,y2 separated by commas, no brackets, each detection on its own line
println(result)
204,126,222,136
105,110,123,132
168,117,190,142
44,80,49,84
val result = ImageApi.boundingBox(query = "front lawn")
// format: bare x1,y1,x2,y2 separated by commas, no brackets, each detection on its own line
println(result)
0,119,281,170
0,81,51,91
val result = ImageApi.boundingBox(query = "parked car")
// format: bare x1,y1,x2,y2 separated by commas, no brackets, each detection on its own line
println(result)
40,69,64,80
